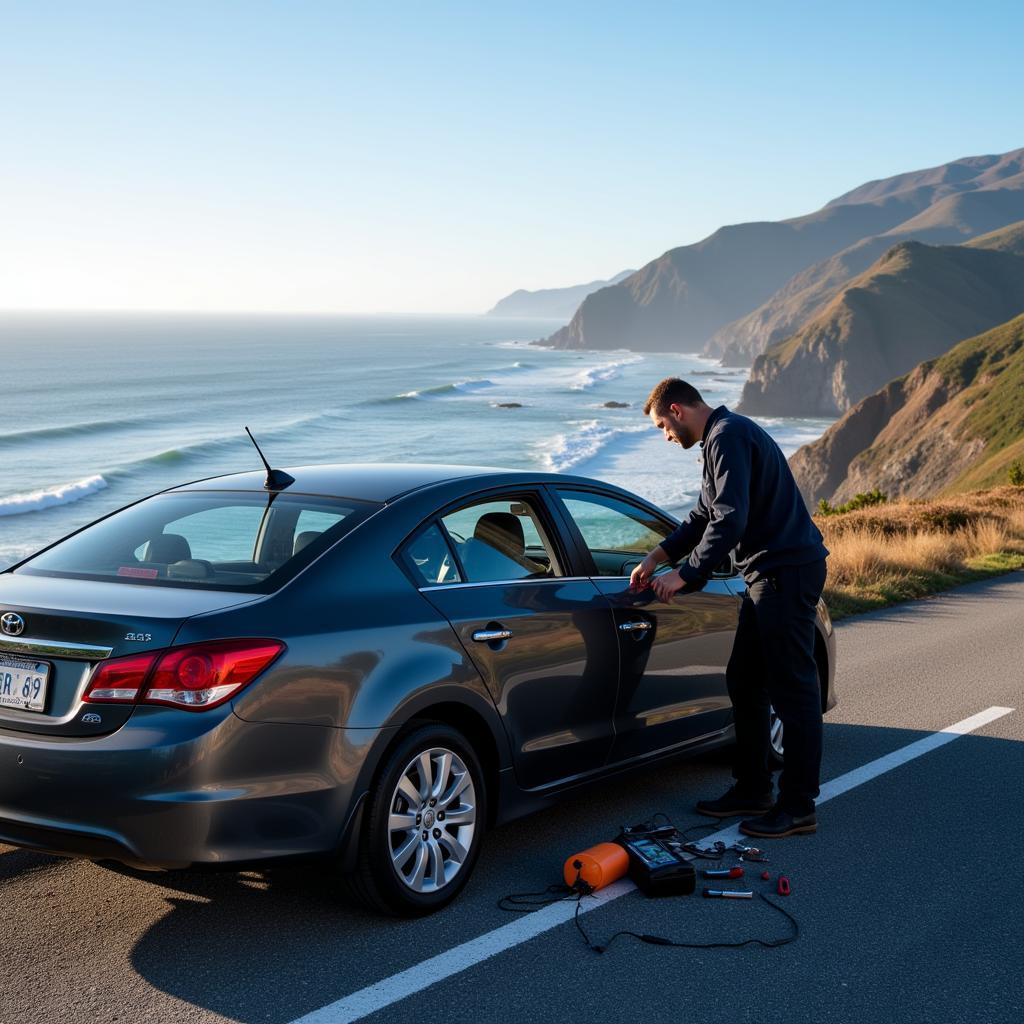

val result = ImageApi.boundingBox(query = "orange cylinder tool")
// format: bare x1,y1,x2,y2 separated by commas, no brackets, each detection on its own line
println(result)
563,842,629,891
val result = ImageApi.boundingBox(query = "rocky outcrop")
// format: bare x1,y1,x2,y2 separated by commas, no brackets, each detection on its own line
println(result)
789,313,1024,506
739,240,1024,417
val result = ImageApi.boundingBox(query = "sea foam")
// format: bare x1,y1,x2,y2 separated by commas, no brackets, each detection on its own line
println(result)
0,475,108,518
538,420,649,473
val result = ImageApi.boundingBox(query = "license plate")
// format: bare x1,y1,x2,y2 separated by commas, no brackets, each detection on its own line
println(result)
0,654,50,713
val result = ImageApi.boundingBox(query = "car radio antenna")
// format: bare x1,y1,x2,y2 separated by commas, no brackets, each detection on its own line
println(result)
245,426,295,491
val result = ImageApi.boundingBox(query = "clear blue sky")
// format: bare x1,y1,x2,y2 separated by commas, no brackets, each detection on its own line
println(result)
1,0,1021,313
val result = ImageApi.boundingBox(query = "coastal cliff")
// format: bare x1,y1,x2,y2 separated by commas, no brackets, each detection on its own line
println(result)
789,312,1024,506
537,148,1024,356
738,231,1024,417
708,160,1024,364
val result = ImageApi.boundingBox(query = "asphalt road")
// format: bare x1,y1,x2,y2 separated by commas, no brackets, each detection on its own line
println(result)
2,573,1023,1024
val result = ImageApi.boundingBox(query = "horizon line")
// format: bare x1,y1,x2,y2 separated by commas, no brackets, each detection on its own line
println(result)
0,307,567,320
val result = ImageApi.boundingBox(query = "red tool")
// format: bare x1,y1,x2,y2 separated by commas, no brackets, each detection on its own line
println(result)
761,870,771,881
702,866,744,879
777,875,791,896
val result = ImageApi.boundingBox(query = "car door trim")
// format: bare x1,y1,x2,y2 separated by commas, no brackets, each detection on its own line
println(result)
419,576,591,592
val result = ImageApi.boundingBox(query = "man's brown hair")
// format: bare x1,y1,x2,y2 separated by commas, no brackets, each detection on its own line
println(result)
643,377,705,415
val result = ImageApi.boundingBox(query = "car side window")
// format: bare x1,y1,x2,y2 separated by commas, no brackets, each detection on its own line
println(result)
556,489,673,578
440,497,561,583
402,523,463,586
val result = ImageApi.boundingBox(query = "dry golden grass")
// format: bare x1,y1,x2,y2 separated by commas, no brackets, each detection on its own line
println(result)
817,487,1024,618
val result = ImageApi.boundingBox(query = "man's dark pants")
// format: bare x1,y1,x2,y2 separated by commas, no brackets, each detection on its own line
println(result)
726,559,828,816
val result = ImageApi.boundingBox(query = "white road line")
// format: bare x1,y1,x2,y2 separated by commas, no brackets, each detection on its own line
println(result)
291,705,1015,1024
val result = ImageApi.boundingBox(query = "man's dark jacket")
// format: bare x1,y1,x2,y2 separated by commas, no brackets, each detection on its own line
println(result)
660,405,828,585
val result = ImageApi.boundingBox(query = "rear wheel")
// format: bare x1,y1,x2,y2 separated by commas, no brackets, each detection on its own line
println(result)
340,723,486,916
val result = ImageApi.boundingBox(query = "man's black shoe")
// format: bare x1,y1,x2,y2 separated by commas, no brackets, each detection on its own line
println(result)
695,786,773,819
739,805,817,838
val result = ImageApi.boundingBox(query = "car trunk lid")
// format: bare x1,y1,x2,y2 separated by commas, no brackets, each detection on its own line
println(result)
0,574,261,737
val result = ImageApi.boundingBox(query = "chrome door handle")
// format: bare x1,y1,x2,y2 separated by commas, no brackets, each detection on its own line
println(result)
618,620,652,633
472,628,514,643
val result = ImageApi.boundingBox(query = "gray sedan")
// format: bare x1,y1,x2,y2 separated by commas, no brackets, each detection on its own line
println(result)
0,464,836,914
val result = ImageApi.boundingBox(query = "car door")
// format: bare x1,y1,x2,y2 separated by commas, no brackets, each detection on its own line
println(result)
551,486,740,764
403,492,619,791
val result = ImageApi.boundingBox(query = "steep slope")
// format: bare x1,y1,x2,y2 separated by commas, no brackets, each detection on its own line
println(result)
965,219,1024,256
487,269,635,317
789,314,1024,506
739,240,1024,417
708,155,1024,363
539,147,1024,354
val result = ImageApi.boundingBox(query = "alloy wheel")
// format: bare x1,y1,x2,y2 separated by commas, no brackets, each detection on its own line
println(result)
769,705,784,759
387,746,477,894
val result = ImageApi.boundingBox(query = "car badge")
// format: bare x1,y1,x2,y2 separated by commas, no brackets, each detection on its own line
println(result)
1,612,25,636
81,712,103,725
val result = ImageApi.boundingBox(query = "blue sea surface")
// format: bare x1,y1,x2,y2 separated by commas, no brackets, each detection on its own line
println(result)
0,313,834,568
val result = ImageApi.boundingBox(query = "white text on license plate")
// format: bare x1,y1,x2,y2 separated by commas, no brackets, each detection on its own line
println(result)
0,655,50,712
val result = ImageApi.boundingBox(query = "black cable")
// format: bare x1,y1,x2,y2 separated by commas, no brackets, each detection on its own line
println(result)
497,883,578,911
578,892,799,954
498,822,798,957
498,866,594,912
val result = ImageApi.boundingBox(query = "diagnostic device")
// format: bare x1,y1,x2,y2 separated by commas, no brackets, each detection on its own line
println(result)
616,831,696,897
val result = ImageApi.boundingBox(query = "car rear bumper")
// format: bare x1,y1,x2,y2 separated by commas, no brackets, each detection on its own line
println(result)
0,705,383,869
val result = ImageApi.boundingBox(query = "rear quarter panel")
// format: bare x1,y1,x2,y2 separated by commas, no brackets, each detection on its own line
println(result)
178,505,510,762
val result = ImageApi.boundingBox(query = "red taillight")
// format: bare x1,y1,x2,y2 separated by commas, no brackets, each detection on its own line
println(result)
83,652,159,703
83,640,284,711
143,639,284,710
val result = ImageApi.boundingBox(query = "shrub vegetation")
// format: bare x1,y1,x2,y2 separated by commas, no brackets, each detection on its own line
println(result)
816,486,1024,619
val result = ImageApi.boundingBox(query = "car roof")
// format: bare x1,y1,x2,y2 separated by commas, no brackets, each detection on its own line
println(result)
173,463,578,504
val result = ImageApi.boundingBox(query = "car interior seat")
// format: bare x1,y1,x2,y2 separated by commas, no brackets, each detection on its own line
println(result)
459,512,547,581
143,533,192,564
293,530,322,555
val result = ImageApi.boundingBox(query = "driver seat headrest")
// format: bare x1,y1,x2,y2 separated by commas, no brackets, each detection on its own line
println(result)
143,533,192,564
473,512,526,561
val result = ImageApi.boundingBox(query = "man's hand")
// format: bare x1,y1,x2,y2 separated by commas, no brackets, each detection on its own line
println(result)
629,553,660,592
651,569,686,603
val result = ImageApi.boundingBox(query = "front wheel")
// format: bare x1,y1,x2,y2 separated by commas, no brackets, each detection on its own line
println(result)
340,723,486,916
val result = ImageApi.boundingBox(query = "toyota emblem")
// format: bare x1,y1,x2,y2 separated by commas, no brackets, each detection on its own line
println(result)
1,612,25,636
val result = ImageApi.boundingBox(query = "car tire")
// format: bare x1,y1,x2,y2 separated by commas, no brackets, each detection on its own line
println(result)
338,722,487,917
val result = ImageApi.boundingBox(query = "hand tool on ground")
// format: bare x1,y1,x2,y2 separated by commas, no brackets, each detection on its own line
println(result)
702,866,744,879
703,888,754,899
777,875,791,896
729,842,769,862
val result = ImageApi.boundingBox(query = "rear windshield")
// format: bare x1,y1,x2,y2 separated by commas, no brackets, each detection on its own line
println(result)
15,490,379,591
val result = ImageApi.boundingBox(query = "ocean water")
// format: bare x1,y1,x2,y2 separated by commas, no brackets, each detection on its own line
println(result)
0,313,835,569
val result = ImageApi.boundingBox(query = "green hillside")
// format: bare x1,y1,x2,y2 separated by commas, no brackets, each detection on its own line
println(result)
788,313,1024,505
739,239,1024,417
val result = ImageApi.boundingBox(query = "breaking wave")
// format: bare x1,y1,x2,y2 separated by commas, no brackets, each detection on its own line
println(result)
0,475,109,518
537,420,649,473
566,354,643,391
394,378,496,400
